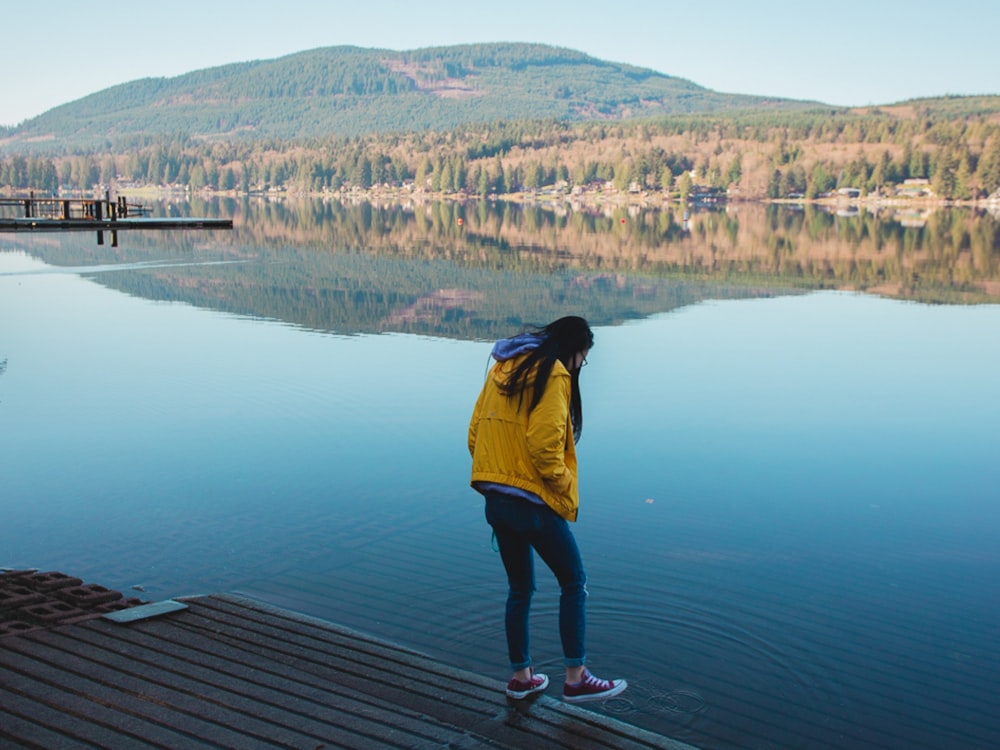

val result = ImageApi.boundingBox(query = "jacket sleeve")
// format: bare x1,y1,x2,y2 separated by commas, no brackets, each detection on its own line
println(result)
468,384,486,457
525,369,572,492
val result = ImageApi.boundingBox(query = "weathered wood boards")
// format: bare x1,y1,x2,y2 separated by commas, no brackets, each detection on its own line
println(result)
1,592,696,749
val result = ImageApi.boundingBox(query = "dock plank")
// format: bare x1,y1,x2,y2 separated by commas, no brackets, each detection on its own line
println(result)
36,625,487,749
0,668,207,748
0,690,161,750
0,593,697,750
2,637,325,749
183,597,641,749
94,604,590,750
170,598,505,717
0,218,233,232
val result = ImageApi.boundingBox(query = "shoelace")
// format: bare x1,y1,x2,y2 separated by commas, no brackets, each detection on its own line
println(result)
577,671,610,689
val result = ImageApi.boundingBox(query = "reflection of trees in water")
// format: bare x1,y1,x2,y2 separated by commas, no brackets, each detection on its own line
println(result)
8,200,998,337
205,198,998,301
25,197,1000,293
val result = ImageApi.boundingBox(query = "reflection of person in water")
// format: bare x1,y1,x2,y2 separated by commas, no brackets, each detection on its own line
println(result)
468,315,628,703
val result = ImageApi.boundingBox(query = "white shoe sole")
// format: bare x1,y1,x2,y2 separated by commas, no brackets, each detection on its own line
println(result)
506,673,550,699
563,678,628,703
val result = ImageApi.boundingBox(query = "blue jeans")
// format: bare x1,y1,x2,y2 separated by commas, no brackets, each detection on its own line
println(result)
483,491,588,670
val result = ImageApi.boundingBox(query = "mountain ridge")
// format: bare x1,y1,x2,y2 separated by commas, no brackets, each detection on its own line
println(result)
1,43,817,151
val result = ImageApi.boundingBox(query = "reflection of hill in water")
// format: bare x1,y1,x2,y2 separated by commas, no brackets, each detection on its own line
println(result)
132,250,777,338
9,199,999,337
17,237,776,339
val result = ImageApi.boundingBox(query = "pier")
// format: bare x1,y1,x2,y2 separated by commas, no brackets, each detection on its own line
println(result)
0,193,233,246
0,570,695,749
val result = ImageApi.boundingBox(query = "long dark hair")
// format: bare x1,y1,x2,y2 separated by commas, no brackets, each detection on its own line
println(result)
499,316,594,442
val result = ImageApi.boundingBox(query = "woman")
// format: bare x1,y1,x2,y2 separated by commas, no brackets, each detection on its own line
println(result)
468,316,627,703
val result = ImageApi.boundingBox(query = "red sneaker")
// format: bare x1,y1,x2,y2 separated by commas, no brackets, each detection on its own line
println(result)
506,670,550,699
563,669,627,703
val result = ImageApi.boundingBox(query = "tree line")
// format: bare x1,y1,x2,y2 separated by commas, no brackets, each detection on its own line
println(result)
2,105,1000,200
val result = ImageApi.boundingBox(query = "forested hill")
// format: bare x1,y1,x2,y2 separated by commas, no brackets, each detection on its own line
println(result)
1,43,813,151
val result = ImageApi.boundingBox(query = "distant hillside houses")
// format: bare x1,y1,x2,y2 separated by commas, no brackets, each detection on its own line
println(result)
818,179,935,201
896,178,932,198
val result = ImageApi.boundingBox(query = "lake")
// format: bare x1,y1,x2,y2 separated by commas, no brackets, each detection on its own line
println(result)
1,199,999,749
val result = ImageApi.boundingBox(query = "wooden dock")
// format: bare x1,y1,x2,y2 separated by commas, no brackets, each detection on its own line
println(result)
1,580,696,749
0,194,232,246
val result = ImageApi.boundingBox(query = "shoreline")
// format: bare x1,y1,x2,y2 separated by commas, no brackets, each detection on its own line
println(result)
95,184,1000,212
5,184,997,218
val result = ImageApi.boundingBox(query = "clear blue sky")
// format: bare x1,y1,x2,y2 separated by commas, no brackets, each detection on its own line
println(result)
1,0,996,127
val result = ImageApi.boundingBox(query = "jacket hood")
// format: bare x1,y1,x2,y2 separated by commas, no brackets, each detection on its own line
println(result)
491,332,544,362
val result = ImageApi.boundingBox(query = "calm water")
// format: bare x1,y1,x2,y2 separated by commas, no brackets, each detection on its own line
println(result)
2,201,999,749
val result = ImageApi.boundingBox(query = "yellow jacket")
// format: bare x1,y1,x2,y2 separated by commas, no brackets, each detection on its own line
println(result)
468,354,579,521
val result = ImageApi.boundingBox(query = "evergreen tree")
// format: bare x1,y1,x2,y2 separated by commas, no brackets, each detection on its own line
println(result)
931,147,958,198
356,156,373,189
977,138,1000,194
437,159,453,192
869,151,893,193
678,171,693,203
909,148,929,179
452,156,468,192
767,169,782,199
660,166,673,193
190,164,207,190
494,157,509,194
58,160,72,187
781,165,806,196
806,164,835,199
525,160,544,189
954,147,973,199
476,165,491,197
613,159,633,191
370,154,386,185
415,158,432,189
100,156,116,186
726,153,743,187
900,141,914,180
206,163,220,189
707,159,722,188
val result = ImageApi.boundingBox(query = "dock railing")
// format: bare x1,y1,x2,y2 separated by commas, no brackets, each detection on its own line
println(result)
0,190,229,246
0,192,147,221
